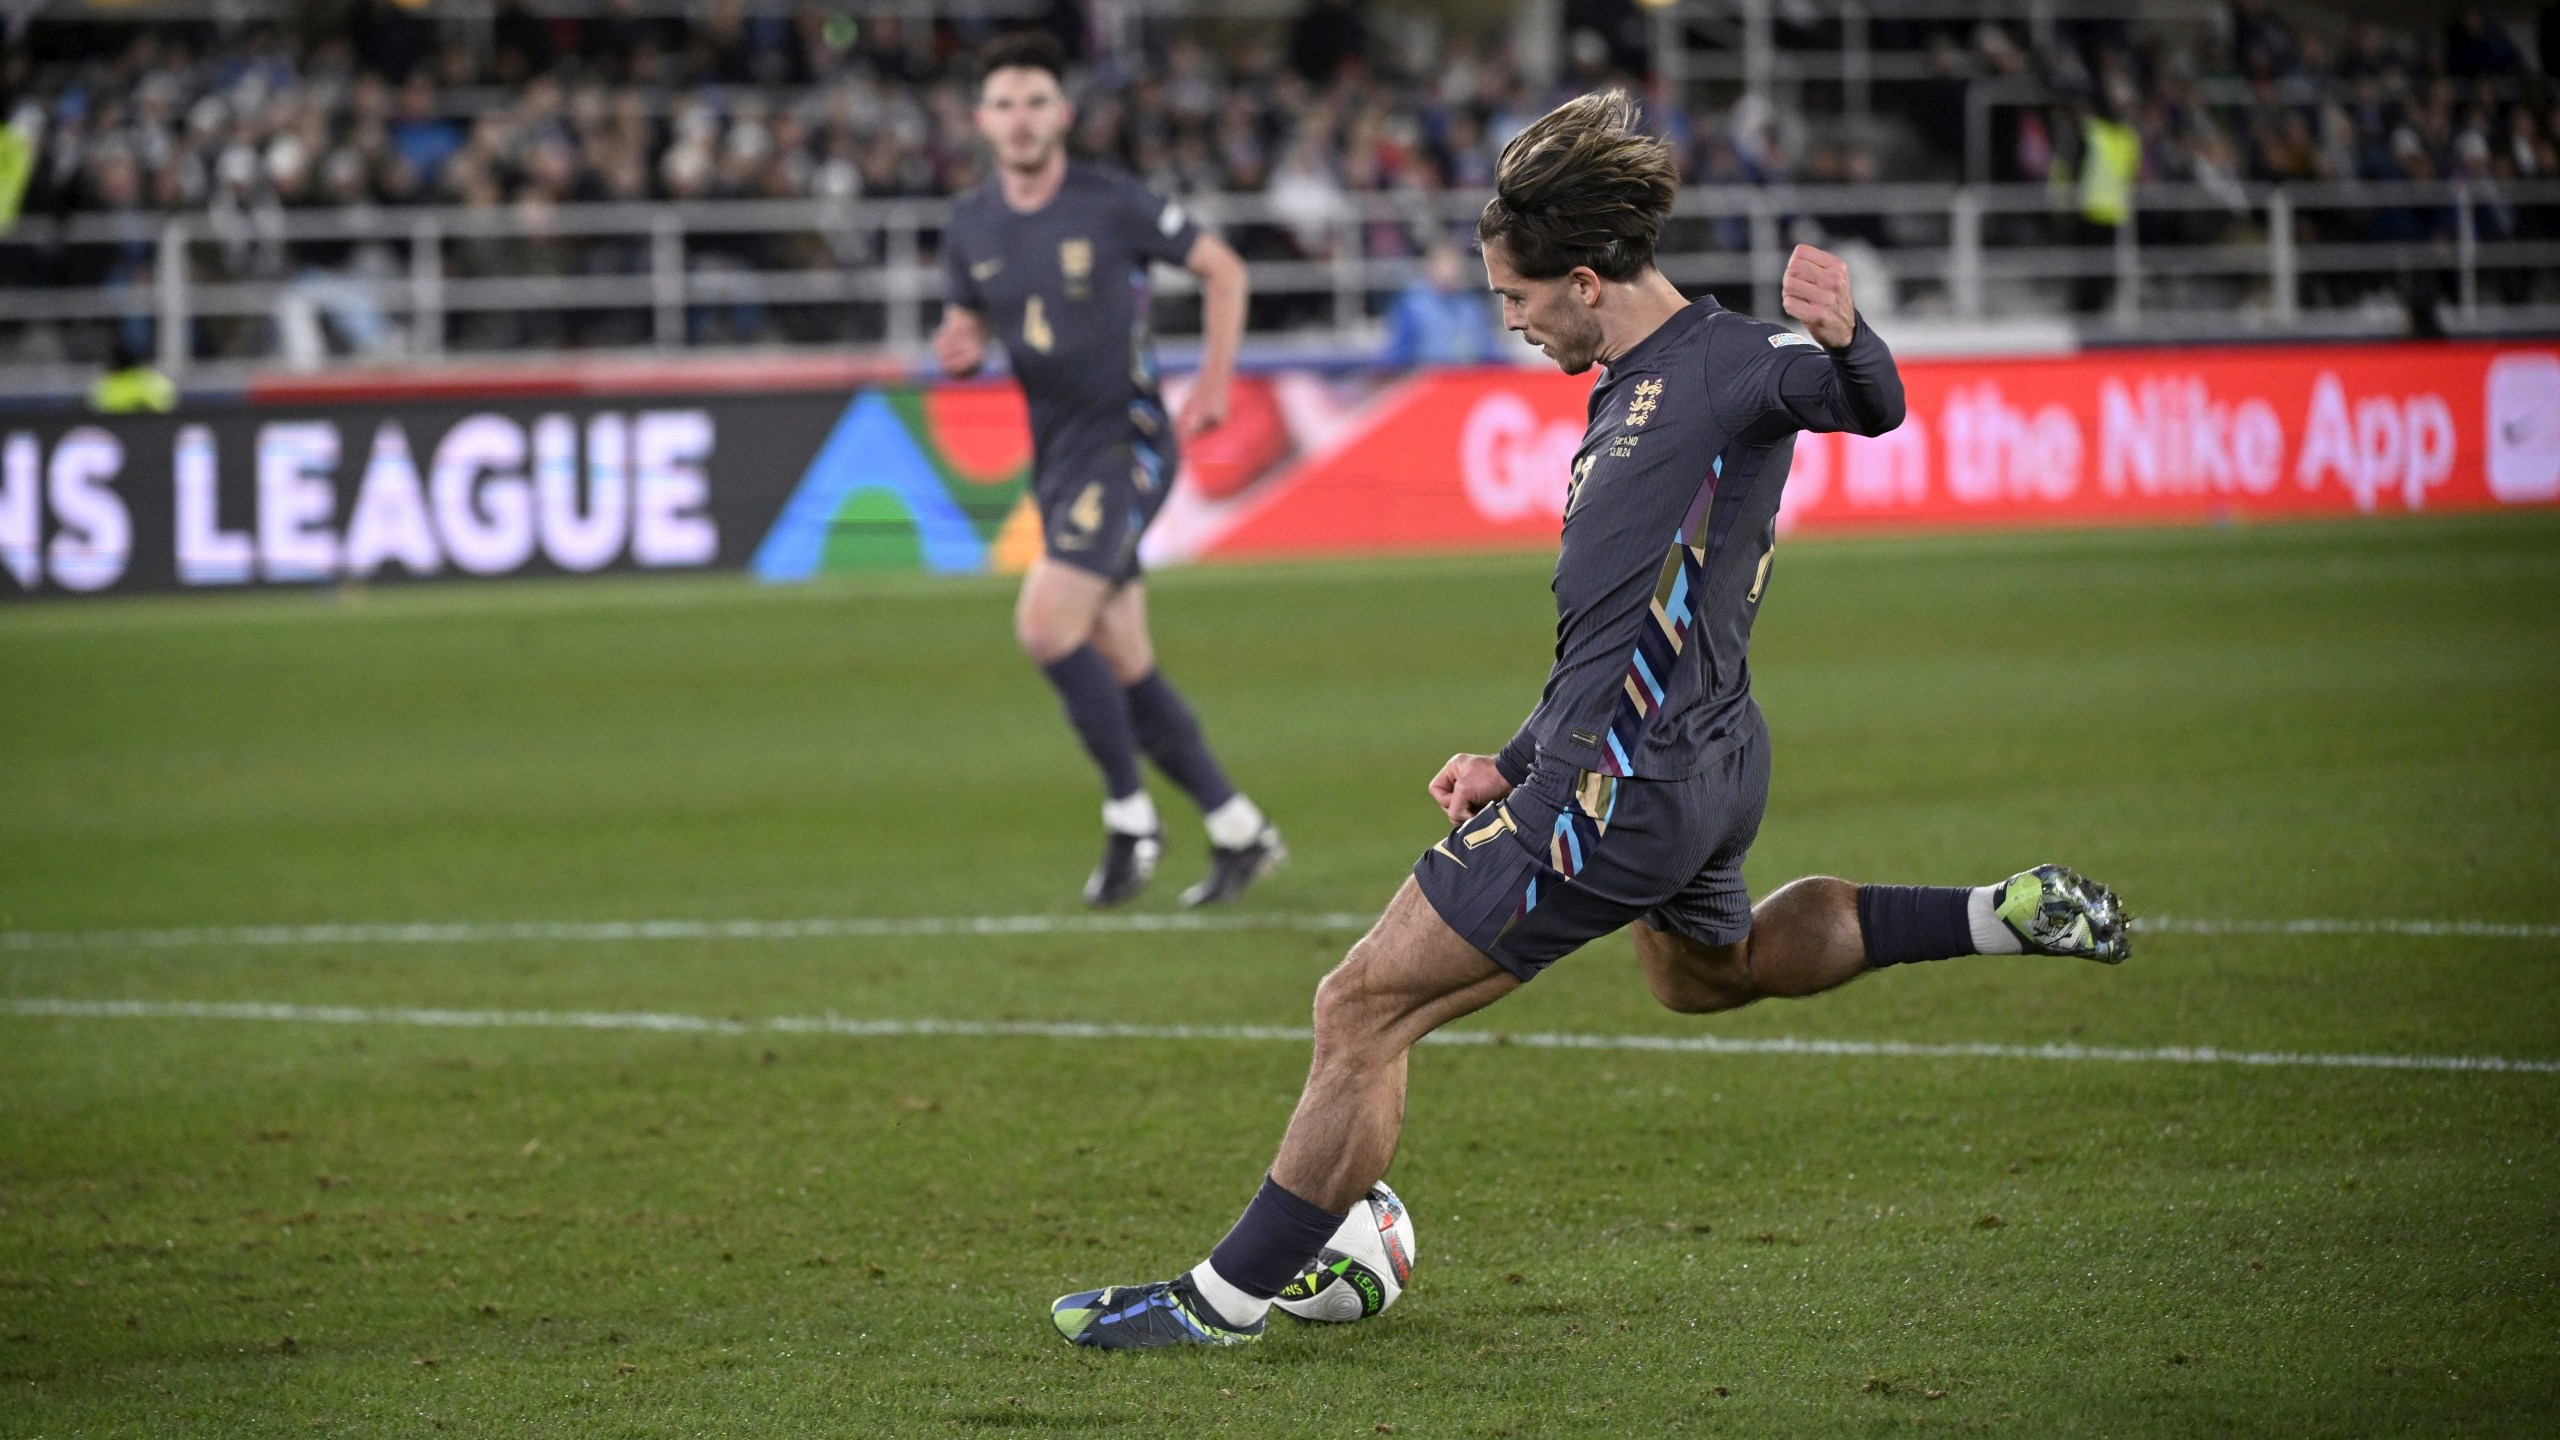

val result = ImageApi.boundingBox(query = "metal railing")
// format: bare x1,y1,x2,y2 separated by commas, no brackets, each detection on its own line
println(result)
2,176,2553,394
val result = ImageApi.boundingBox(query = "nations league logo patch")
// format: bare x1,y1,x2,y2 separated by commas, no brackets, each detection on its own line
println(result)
1059,238,1093,299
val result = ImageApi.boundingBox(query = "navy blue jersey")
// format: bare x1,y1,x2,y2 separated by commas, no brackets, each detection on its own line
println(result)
1495,299,1905,784
942,163,1200,493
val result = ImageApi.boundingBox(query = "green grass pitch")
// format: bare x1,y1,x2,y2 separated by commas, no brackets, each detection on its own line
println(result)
3,515,2557,1436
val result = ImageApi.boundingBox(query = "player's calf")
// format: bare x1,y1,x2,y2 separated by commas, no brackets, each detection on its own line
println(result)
1632,930,1762,1014
1635,876,1866,1013
1051,884,1510,1348
1119,667,1282,907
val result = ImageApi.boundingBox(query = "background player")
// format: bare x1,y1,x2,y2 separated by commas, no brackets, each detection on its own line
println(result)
1048,91,2130,1349
934,32,1281,908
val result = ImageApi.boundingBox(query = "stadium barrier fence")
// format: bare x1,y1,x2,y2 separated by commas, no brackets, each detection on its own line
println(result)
2,177,2554,398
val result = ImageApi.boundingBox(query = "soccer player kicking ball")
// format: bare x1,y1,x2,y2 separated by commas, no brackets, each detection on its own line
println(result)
936,32,1282,907
1051,91,2129,1349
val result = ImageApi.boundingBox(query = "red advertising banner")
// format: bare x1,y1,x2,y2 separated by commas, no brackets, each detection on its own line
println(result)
9,340,2547,599
1139,341,2560,566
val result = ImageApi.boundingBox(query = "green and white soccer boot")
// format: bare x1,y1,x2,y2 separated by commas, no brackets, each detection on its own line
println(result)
1993,864,2131,964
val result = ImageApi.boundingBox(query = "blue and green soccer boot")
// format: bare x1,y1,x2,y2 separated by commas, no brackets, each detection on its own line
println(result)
1993,864,2131,964
1051,1276,1263,1350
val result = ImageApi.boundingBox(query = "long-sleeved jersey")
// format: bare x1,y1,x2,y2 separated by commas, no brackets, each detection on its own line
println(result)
1495,299,1905,786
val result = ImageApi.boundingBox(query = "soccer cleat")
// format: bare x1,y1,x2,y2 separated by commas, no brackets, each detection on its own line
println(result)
1994,863,2131,964
1051,1276,1264,1350
1084,830,1163,908
1179,825,1287,908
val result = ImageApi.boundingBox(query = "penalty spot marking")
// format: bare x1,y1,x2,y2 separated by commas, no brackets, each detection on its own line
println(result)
1,911,2555,954
4,997,2554,1076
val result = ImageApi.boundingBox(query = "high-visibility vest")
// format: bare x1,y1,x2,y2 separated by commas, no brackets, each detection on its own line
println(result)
0,122,32,233
2079,117,2141,228
91,366,177,414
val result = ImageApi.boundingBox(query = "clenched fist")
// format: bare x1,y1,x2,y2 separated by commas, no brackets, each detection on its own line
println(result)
1176,373,1229,439
1780,244,1858,350
933,307,987,377
1428,753,1514,826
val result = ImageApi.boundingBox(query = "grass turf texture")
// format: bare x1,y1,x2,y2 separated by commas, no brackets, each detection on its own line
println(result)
3,515,2557,1437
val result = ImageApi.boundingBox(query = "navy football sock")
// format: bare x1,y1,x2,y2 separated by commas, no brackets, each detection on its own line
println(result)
1856,884,1980,968
1124,670,1238,814
1039,645,1144,801
1205,1175,1346,1300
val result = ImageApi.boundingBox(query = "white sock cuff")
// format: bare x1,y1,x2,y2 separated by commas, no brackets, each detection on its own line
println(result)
1102,791,1160,837
1186,1261,1271,1329
1968,884,2025,955
1203,794,1265,849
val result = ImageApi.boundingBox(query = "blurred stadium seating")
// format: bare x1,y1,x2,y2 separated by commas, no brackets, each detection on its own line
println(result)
0,0,2552,394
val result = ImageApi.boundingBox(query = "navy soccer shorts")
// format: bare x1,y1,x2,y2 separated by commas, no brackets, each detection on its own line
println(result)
1414,714,1772,981
1037,412,1176,586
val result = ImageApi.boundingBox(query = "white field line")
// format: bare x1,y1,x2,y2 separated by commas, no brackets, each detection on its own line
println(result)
2135,916,2560,940
4,997,2555,1075
0,912,1381,953
0,911,2554,955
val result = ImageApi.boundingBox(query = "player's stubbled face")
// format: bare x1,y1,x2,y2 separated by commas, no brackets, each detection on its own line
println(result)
1483,241,1604,376
976,67,1072,172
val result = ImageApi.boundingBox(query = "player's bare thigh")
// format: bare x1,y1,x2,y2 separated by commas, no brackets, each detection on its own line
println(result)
1012,558,1120,664
1314,879,1522,1055
1086,580,1155,683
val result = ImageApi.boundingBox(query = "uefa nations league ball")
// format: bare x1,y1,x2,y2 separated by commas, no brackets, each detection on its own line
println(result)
1272,1182,1415,1323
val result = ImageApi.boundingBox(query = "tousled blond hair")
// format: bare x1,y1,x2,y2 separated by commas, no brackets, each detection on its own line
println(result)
1476,91,1679,281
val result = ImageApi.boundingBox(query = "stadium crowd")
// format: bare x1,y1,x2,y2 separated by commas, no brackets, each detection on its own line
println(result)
0,1,2551,358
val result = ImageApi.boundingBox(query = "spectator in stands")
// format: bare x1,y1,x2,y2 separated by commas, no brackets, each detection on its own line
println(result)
492,0,556,87
2061,95,2140,315
1290,0,1366,87
0,105,34,231
91,331,175,412
1566,0,1653,81
13,3,2537,233
2445,10,2526,80
1,0,2548,362
2230,0,2301,81
389,75,460,192
1382,239,1500,367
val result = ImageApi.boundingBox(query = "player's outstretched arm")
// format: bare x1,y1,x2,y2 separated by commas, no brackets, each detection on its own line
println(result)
1179,233,1248,438
1772,244,1904,437
933,305,987,378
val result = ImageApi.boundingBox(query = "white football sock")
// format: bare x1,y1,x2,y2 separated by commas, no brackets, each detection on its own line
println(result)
1186,1260,1271,1329
1101,790,1160,837
1203,794,1266,850
1968,884,2025,954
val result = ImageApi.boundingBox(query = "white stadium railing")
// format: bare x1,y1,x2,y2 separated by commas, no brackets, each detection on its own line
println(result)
1,177,2554,392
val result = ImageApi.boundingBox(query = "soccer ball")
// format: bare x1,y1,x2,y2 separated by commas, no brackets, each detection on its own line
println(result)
1272,1182,1415,1322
